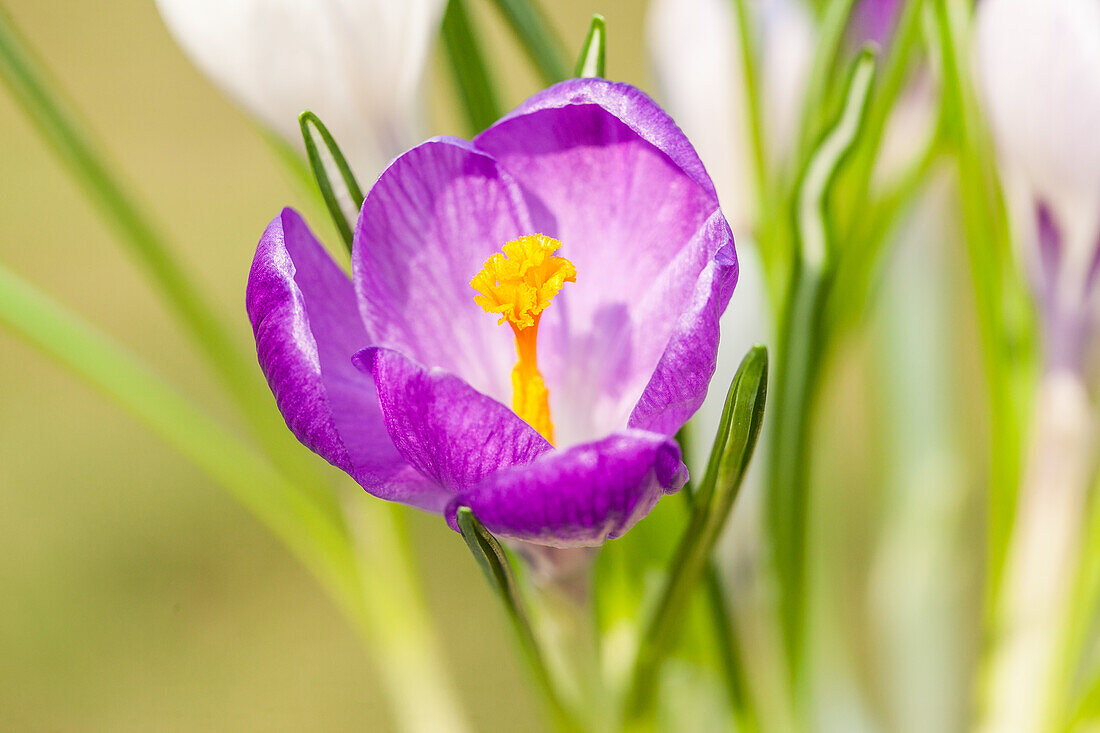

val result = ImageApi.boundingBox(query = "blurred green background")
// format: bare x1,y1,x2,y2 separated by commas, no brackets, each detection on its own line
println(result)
0,0,654,730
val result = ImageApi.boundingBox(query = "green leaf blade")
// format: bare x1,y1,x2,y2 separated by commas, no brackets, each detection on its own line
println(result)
441,0,502,134
767,48,877,688
0,260,359,616
487,0,570,84
624,345,769,722
573,14,606,78
455,508,582,732
299,110,365,253
0,6,338,505
0,6,256,414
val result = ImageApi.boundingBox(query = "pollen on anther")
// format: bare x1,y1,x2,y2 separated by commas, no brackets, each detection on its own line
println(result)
470,234,576,330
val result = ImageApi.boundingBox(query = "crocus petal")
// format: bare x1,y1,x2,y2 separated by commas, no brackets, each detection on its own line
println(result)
475,79,733,446
685,241,771,473
477,77,718,207
356,347,552,493
975,0,1100,305
629,211,738,435
447,430,688,547
353,137,535,405
246,209,444,510
155,0,443,175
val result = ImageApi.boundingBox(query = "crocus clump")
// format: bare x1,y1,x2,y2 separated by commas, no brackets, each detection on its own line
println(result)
246,79,738,547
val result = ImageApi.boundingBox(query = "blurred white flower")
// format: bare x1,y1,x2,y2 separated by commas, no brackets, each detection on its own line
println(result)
975,0,1100,367
155,0,444,176
976,7,1099,728
647,0,930,467
646,0,798,485
646,0,814,231
647,0,933,238
647,0,787,582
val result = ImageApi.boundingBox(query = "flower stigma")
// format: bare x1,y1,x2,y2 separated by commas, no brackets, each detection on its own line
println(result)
471,234,576,445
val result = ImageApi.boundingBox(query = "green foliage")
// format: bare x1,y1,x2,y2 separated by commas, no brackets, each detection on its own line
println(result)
442,0,502,134
573,14,606,78
299,111,365,253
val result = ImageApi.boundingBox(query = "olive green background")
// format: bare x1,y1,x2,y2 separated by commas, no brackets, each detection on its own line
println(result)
0,1,653,730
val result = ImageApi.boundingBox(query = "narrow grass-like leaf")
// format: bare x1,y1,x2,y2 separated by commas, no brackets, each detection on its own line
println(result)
624,345,769,721
573,14,605,78
0,7,252,409
677,480,758,727
487,0,570,84
456,508,581,732
0,7,335,504
0,260,359,621
796,49,876,271
732,0,767,214
767,50,876,685
441,0,502,134
827,128,945,334
299,111,365,253
0,260,471,733
930,0,1035,621
795,0,858,161
835,0,926,244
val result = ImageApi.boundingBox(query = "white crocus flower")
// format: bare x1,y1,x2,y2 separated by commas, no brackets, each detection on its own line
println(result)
647,0,932,234
647,0,814,232
975,0,1100,370
646,0,934,429
976,4,1100,730
646,0,810,459
155,0,444,177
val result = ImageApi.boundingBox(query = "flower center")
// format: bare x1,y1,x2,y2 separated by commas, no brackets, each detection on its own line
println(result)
470,234,576,444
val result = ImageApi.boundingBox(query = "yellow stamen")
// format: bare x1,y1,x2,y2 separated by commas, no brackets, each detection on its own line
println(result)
471,234,575,444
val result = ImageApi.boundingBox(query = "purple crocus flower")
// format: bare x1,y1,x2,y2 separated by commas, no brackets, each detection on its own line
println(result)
246,79,738,547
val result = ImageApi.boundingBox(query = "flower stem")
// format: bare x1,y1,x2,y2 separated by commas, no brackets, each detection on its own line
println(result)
456,509,583,732
347,500,471,733
1052,462,1100,729
981,374,1092,732
766,263,827,690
